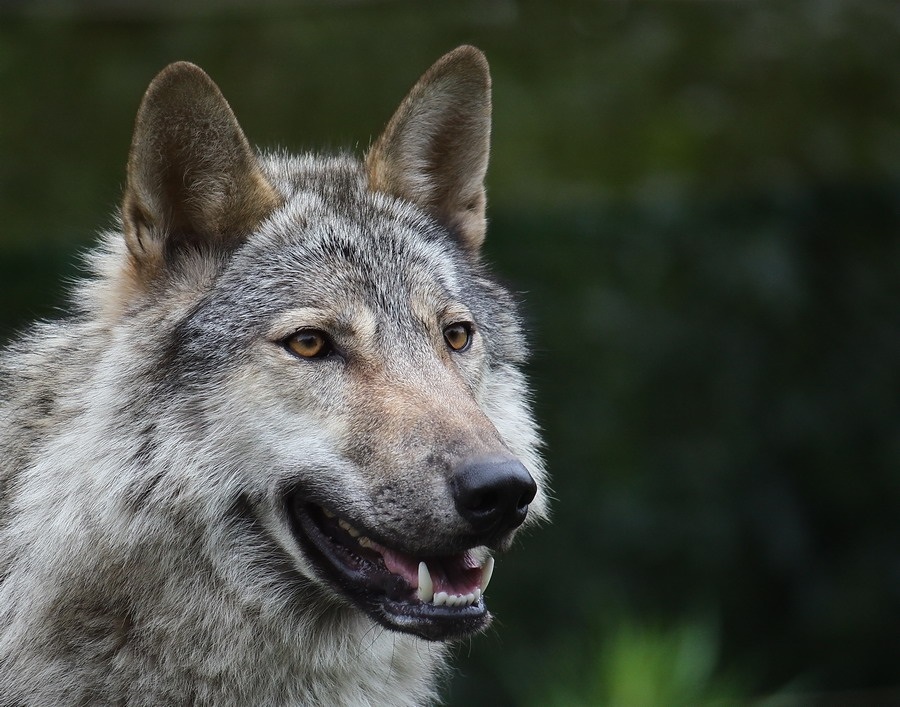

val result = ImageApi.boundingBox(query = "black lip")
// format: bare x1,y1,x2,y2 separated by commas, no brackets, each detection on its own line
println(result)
378,596,490,642
286,499,491,642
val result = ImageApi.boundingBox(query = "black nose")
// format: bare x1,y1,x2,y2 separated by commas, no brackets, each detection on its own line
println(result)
452,457,537,534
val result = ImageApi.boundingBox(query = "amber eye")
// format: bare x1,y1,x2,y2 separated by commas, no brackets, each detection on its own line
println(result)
285,329,333,359
443,322,473,352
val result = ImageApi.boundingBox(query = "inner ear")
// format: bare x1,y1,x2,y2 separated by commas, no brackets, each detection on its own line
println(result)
122,61,281,278
366,46,492,254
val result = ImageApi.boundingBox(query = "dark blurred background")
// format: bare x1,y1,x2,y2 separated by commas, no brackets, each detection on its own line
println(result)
2,1,899,704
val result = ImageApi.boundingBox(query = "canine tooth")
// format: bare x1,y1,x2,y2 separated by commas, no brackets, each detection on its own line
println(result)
480,556,494,594
474,588,482,602
417,562,434,603
433,591,448,606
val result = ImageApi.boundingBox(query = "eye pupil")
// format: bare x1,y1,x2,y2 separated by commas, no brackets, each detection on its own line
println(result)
444,323,472,352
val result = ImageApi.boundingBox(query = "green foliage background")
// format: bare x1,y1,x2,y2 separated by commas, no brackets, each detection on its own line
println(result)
2,1,899,704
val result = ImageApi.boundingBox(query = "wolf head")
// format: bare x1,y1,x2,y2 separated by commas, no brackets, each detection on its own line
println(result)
106,47,547,643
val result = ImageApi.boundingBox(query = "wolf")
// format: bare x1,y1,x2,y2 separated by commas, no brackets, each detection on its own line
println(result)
0,46,547,705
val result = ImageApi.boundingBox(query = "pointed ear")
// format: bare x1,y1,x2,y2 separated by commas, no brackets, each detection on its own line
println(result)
122,62,281,277
366,46,491,254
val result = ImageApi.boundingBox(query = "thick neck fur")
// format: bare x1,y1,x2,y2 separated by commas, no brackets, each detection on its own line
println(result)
0,526,444,703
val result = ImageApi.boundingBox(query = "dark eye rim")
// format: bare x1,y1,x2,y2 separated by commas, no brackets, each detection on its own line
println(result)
443,321,475,353
282,328,341,361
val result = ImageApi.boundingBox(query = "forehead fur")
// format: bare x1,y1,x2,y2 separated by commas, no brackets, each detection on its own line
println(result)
216,152,471,324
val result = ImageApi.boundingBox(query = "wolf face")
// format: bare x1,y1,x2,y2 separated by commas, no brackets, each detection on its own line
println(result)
105,47,548,644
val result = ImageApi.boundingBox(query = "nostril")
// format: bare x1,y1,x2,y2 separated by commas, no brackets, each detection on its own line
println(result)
467,489,499,514
452,457,537,534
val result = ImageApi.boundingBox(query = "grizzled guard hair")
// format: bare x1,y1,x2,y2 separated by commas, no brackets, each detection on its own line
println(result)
0,46,547,705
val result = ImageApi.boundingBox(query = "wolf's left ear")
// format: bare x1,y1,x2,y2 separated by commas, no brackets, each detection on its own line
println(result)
122,62,281,277
366,46,491,254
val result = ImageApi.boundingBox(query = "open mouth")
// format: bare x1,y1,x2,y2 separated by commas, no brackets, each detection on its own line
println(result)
286,499,495,641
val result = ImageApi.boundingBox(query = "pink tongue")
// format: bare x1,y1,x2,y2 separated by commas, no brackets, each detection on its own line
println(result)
375,542,483,596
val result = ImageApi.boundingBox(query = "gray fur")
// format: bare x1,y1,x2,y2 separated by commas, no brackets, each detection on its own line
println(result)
0,47,546,705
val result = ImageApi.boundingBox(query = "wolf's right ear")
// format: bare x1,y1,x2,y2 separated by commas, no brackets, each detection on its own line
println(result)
366,46,492,256
122,62,281,278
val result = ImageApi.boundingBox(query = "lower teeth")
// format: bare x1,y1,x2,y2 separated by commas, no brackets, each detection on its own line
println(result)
415,560,488,606
434,591,478,607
